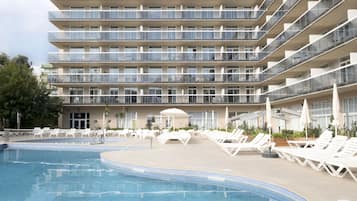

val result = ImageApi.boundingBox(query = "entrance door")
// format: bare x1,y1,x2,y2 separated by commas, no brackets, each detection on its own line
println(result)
70,113,90,129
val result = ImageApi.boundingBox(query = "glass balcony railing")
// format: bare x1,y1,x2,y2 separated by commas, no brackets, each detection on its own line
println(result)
47,73,260,84
49,30,263,41
57,94,262,105
48,51,261,63
261,0,343,55
260,0,300,32
49,0,275,21
53,64,357,105
262,17,357,80
49,9,266,21
266,63,357,101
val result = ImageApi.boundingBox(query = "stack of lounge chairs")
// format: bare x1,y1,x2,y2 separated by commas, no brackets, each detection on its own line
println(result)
274,130,357,182
157,130,192,145
205,129,273,156
217,133,272,156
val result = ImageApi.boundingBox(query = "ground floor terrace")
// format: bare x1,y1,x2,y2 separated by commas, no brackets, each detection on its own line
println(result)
59,89,357,132
100,136,357,201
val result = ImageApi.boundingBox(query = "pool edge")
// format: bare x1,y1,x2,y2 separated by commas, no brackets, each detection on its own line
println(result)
100,153,307,201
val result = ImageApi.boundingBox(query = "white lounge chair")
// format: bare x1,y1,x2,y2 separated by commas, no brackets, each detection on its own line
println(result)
290,135,348,170
81,128,91,137
33,127,43,138
322,156,357,182
157,131,191,145
49,128,60,138
214,130,245,143
287,130,333,148
322,137,357,179
42,127,51,137
274,130,333,161
219,134,271,156
66,128,77,138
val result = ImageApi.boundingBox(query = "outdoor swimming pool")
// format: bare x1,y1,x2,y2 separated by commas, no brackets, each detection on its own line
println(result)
0,149,302,201
19,137,123,144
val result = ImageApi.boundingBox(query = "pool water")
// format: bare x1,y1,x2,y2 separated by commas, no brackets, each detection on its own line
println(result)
0,150,279,201
19,137,123,144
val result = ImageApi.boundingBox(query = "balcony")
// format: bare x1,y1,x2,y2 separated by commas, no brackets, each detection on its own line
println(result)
265,63,357,101
57,94,262,105
261,0,343,56
259,0,300,32
47,73,260,84
49,30,263,42
48,51,260,63
49,8,268,21
262,17,357,80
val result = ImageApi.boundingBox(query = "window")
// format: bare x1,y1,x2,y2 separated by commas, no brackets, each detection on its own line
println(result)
69,113,90,129
203,87,215,103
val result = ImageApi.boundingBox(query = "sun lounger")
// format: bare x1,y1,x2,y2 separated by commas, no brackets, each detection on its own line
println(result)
157,131,191,145
42,127,51,137
287,130,333,148
33,127,43,138
214,130,245,143
49,128,60,138
322,156,357,182
274,130,333,161
80,128,91,137
290,135,348,170
219,134,271,156
66,128,77,138
321,137,357,178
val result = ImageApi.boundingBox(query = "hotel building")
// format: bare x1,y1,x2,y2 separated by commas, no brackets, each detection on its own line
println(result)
48,0,357,131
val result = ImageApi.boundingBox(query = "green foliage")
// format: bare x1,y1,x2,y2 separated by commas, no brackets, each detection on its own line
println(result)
0,57,62,129
0,53,9,66
307,126,322,138
339,121,357,137
11,55,31,67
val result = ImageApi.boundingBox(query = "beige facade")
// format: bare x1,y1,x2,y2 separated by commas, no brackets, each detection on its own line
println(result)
48,0,357,130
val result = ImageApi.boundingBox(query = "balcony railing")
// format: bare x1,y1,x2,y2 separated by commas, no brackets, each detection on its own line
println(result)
265,63,357,101
49,9,266,21
57,94,262,105
261,0,343,55
260,0,300,32
49,30,263,42
47,73,260,84
262,17,357,80
48,51,261,63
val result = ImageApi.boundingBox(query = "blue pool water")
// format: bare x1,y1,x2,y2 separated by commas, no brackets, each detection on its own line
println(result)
19,137,123,144
0,150,289,201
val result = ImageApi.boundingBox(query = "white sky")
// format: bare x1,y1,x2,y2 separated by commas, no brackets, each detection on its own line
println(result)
0,0,57,74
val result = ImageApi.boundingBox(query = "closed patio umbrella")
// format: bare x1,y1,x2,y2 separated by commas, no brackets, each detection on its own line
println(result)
332,83,341,135
266,97,272,135
300,98,311,140
225,106,229,131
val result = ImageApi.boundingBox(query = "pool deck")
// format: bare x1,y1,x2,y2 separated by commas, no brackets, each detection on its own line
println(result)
101,136,357,201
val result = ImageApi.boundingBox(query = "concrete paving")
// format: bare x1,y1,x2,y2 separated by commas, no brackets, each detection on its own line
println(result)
101,136,357,201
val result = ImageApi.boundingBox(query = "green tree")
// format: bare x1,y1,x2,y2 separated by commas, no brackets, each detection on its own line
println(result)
0,59,62,129
0,53,9,66
11,55,31,67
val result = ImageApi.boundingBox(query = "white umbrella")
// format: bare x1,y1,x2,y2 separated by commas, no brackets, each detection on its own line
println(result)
300,98,311,140
160,108,189,117
266,97,272,135
225,106,229,131
160,108,188,129
332,83,341,135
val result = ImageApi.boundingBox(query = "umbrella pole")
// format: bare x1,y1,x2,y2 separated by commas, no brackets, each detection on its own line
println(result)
305,124,308,141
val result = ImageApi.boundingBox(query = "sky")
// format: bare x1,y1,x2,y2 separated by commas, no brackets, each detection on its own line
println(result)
0,0,57,74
